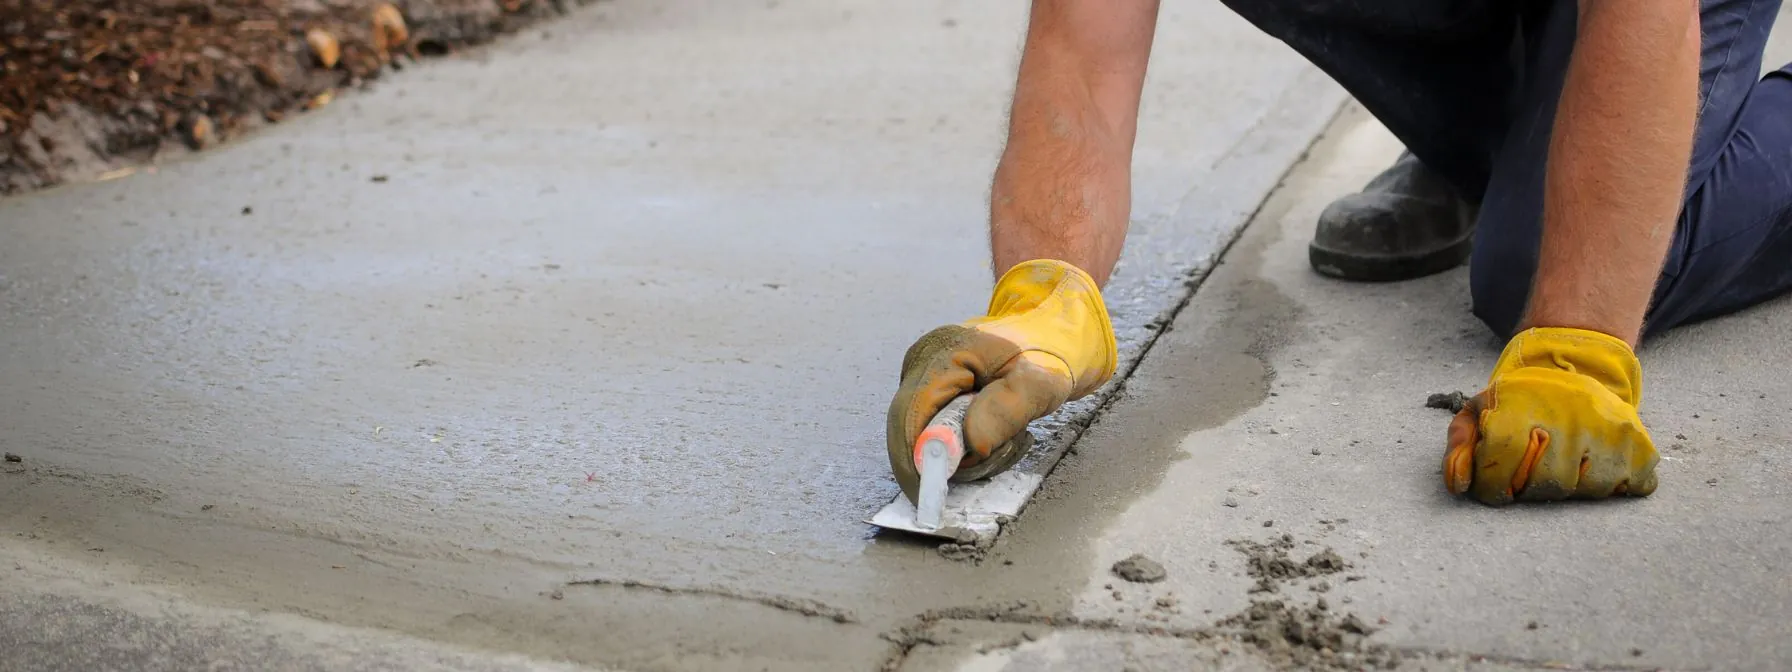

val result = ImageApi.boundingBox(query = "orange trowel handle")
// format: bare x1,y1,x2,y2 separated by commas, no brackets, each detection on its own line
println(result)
912,394,973,470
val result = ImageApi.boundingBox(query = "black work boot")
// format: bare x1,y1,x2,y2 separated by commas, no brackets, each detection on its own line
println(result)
1308,151,1478,282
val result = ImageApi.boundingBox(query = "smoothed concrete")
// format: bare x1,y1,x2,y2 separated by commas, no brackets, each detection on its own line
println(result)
1043,106,1792,672
0,0,1337,669
888,98,1792,672
0,543,598,672
10,1,1786,670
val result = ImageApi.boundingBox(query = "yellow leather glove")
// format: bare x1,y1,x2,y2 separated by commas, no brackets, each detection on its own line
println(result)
886,259,1118,504
1444,327,1660,505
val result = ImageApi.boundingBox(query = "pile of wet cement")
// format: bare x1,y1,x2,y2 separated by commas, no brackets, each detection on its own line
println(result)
1218,533,1397,670
1111,553,1167,583
1425,391,1470,414
1228,534,1346,595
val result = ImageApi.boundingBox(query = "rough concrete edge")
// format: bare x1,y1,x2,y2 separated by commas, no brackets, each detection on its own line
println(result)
912,66,1351,555
0,0,603,199
0,544,606,672
894,618,1682,672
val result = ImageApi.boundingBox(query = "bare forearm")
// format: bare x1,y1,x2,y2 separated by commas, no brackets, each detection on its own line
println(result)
1524,0,1700,345
989,0,1159,287
988,81,1132,285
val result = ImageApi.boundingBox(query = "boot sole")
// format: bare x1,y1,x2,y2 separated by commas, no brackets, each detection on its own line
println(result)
1308,234,1473,283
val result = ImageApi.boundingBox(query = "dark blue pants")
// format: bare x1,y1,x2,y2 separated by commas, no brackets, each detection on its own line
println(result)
1222,0,1792,340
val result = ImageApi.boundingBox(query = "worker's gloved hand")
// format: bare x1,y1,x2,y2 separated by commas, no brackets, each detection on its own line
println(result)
886,259,1118,504
1444,327,1660,505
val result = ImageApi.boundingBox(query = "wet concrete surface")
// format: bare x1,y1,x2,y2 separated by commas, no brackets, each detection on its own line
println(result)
12,1,1788,669
0,0,1341,670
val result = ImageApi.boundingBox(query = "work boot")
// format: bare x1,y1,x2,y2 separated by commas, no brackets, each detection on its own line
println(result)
1308,151,1478,282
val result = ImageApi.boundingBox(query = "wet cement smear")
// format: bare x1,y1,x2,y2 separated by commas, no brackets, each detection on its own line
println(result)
942,224,1307,617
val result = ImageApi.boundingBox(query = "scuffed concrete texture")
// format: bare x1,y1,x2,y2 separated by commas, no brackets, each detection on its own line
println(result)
0,546,595,672
899,625,1280,672
1060,103,1792,672
896,621,1574,672
0,0,1339,669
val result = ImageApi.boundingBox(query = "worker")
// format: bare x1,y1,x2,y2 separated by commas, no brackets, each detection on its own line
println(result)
887,0,1792,506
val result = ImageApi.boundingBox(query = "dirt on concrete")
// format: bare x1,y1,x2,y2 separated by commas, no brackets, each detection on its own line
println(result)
1227,533,1349,595
0,0,589,196
1218,597,1394,670
1218,532,1396,670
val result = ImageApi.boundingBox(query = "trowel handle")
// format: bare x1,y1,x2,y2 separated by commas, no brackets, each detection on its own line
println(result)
912,393,973,469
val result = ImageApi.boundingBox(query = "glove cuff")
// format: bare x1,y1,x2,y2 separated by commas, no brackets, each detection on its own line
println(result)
1491,327,1643,406
985,259,1119,398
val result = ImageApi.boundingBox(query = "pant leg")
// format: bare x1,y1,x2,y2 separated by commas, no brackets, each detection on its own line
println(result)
1652,66,1792,331
1216,0,1521,203
1467,0,1792,339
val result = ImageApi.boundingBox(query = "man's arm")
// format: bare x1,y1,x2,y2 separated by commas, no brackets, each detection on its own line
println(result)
1523,0,1701,346
989,0,1161,287
1443,0,1696,504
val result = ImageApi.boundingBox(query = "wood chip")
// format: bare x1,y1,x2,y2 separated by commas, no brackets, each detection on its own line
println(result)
306,29,341,69
305,90,335,110
371,4,408,60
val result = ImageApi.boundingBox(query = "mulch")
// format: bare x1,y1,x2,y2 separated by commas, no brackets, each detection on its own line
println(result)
0,0,583,195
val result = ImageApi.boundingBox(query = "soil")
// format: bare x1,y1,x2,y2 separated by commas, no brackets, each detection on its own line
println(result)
1110,553,1167,584
1425,391,1470,414
0,0,593,196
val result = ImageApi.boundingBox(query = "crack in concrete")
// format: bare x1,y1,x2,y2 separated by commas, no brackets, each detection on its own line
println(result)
875,600,1226,671
876,601,1691,672
1393,646,1706,672
563,577,857,625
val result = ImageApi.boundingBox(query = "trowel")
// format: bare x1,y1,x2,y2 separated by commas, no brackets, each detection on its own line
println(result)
867,393,1043,544
908,393,972,531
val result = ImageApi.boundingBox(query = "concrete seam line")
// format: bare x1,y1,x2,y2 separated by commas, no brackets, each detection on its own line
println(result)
964,64,1352,540
881,608,1683,672
562,577,857,624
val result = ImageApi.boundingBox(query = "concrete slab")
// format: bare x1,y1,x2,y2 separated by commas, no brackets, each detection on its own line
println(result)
1038,104,1792,672
0,0,1340,669
899,624,1281,672
0,543,599,672
12,1,1782,669
903,627,1564,672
